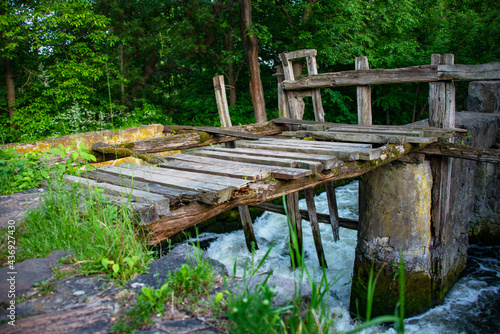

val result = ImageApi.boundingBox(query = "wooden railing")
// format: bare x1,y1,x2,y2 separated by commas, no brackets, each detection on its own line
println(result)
278,49,500,129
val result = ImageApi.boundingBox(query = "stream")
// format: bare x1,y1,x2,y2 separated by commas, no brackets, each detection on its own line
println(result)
205,181,500,333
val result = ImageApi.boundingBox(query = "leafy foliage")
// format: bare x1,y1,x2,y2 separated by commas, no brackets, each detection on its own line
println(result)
1,0,499,143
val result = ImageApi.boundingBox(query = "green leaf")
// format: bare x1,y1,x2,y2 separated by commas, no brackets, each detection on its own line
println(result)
112,263,120,273
72,152,79,160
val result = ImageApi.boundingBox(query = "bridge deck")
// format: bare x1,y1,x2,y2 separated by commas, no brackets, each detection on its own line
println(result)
64,119,465,244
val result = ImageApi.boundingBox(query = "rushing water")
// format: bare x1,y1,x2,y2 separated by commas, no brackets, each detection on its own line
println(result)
205,181,500,333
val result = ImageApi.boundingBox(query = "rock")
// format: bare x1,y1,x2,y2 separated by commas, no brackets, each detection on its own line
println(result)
0,250,73,306
0,188,47,229
467,81,500,113
139,318,219,334
0,304,113,334
129,239,228,291
1,275,117,319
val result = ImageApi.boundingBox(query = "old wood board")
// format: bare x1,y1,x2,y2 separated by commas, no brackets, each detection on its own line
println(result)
203,147,338,170
63,174,170,215
83,170,200,205
272,117,467,138
191,149,324,174
118,163,250,189
234,141,380,161
97,165,236,204
165,154,312,180
249,137,373,148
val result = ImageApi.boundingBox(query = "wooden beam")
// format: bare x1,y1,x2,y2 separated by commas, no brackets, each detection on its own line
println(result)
281,62,500,91
254,203,358,230
304,187,327,267
122,121,285,153
282,65,438,90
438,62,500,81
417,142,500,164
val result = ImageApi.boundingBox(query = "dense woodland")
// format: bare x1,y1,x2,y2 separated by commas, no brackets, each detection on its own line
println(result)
1,0,499,144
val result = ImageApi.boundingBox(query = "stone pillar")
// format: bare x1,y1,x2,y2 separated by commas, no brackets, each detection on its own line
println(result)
350,156,433,317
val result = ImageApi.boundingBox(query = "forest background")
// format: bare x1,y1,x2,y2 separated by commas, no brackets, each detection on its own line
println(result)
1,0,499,144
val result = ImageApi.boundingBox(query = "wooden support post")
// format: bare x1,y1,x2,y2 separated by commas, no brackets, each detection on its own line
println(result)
304,188,327,267
213,75,258,252
213,75,231,128
356,56,372,125
428,53,455,301
276,65,287,118
286,192,303,266
325,181,340,242
306,54,325,122
239,205,258,251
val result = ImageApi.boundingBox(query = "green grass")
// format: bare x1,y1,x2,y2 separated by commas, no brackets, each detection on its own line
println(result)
14,179,152,283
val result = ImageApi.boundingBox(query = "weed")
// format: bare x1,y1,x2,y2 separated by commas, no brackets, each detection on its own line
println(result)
33,281,54,296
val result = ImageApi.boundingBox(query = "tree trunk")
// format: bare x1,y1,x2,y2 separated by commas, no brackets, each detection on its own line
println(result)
119,44,126,105
4,57,16,125
240,0,267,123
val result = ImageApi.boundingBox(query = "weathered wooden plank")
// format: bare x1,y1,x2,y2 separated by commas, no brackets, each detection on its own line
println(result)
239,205,258,252
281,49,317,60
282,65,437,90
191,148,324,174
304,188,327,267
417,142,500,164
119,163,250,189
272,117,467,138
406,137,438,144
251,137,373,148
324,126,424,137
284,130,407,145
356,56,372,125
254,203,358,230
123,121,285,153
437,62,500,81
204,147,338,170
97,164,234,204
83,170,199,205
325,181,340,242
192,127,268,140
97,193,160,225
161,159,266,181
236,140,380,161
166,153,311,180
63,174,170,215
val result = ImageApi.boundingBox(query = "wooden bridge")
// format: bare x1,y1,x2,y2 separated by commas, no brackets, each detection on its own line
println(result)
66,117,466,253
64,49,500,317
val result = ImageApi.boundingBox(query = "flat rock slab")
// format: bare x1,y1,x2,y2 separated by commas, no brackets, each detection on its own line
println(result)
0,250,73,306
2,275,117,319
0,304,113,334
0,188,46,229
139,318,220,334
129,240,228,291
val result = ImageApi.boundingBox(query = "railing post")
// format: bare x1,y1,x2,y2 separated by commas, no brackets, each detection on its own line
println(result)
213,75,231,128
356,56,372,125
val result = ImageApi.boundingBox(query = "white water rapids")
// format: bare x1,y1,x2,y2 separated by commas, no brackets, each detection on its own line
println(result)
205,181,500,333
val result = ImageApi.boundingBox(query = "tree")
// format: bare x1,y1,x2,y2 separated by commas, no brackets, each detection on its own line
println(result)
240,0,266,123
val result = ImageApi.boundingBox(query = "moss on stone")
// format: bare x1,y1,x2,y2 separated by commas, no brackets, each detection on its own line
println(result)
121,142,136,149
350,258,433,318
